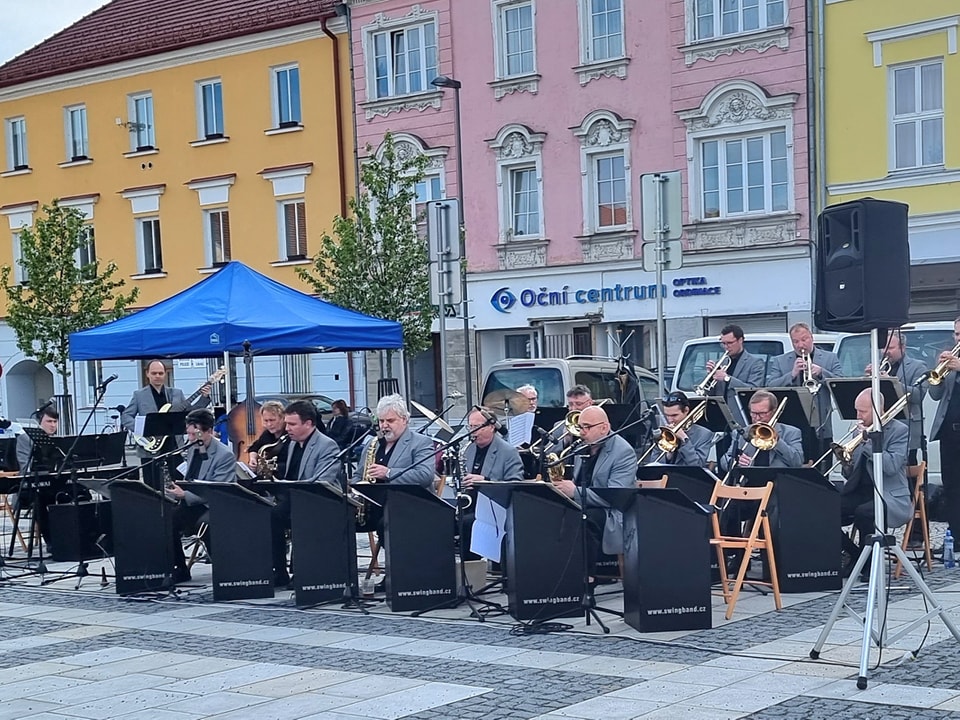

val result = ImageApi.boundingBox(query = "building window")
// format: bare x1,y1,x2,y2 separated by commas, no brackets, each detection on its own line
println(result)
594,154,627,229
11,231,28,284
77,225,96,270
509,167,540,237
84,360,104,407
272,65,301,128
371,21,438,99
890,61,944,171
694,0,785,41
128,92,155,150
488,124,546,244
281,354,312,394
280,200,307,260
206,209,231,266
504,333,532,359
494,1,536,78
197,79,225,139
573,110,635,236
64,105,88,161
5,117,28,170
582,0,624,62
700,131,788,218
138,217,163,273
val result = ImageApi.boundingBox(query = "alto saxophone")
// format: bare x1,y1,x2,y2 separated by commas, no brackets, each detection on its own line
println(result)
354,431,380,528
456,442,473,510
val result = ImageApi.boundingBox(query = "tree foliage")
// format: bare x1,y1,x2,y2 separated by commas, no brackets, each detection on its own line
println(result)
1,201,140,386
298,132,434,357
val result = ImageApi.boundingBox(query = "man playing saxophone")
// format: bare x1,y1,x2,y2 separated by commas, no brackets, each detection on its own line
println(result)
362,394,436,488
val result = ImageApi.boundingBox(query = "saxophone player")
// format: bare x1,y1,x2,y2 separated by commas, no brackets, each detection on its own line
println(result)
362,394,436,488
247,401,287,476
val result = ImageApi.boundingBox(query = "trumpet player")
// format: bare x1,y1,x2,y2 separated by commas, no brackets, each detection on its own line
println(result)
865,328,928,464
640,392,713,466
767,323,843,467
706,325,764,458
551,406,635,591
839,389,911,580
930,317,960,553
719,391,803,473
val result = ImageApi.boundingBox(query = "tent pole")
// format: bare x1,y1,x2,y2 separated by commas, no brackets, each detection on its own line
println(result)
223,350,232,413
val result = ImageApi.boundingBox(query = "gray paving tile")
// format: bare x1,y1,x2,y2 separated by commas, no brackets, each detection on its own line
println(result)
66,688,197,719
234,668,367,697
156,663,306,694
204,692,357,719
0,675,91,702
31,673,162,706
0,698,61,720
162,691,272,716
333,682,491,719
546,694,664,718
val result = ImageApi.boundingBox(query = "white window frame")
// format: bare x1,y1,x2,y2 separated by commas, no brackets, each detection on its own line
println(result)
11,231,28,284
278,199,308,261
127,92,156,151
367,17,438,99
487,124,546,243
5,116,28,171
137,217,163,274
577,0,625,64
83,360,104,408
697,130,790,219
196,78,225,140
691,0,786,42
64,105,89,161
76,225,96,270
377,133,449,223
204,208,231,266
573,110,635,235
888,60,945,172
492,0,537,80
271,64,302,129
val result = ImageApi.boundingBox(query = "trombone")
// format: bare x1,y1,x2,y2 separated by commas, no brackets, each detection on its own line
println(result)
721,397,788,483
527,398,612,453
694,351,731,395
800,350,820,394
927,341,960,385
814,393,910,472
636,399,708,465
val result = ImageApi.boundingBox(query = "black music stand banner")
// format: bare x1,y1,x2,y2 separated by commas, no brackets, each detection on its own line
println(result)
738,467,841,593
354,483,456,612
83,478,175,595
257,480,360,608
476,481,584,621
180,481,275,601
691,396,741,432
827,378,906,421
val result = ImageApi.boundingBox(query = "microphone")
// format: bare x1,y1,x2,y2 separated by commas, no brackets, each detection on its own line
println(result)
96,374,118,391
35,398,56,418
913,372,929,387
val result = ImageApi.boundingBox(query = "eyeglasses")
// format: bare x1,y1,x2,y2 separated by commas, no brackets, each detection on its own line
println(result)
719,339,741,347
750,410,773,418
467,425,488,431
576,422,603,431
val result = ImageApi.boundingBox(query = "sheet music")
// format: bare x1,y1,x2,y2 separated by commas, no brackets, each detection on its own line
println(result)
470,493,507,561
176,460,188,477
508,412,534,447
134,415,146,437
236,462,256,480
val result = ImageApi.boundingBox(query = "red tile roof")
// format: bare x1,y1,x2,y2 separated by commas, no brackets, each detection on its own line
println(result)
0,0,340,89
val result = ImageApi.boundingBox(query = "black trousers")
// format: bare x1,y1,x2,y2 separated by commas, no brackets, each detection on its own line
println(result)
172,502,207,570
840,481,878,558
940,426,960,539
271,494,292,575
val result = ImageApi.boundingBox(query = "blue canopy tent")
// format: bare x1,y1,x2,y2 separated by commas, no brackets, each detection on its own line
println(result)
68,261,403,359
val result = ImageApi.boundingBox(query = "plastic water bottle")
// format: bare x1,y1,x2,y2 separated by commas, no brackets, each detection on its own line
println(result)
945,530,956,569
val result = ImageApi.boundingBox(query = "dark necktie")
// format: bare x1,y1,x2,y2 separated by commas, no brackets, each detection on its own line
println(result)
185,451,203,480
287,442,306,480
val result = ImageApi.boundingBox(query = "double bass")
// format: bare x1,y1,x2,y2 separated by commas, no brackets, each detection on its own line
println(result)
226,340,262,457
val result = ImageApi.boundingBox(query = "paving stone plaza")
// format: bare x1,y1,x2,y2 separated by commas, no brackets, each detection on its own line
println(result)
1,524,960,720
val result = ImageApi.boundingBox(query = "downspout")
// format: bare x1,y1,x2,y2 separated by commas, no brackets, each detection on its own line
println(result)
806,0,827,327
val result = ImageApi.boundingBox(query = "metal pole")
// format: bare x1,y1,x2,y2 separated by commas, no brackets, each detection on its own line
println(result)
654,174,667,392
452,85,473,409
437,206,450,405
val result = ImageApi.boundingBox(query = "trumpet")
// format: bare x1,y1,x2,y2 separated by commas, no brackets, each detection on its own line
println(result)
637,400,708,465
815,393,910,471
800,350,820,394
927,341,960,386
695,351,731,395
722,397,788,483
877,357,892,376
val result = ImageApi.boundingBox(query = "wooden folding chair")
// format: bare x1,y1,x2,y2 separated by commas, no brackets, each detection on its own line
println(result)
710,480,782,620
2,493,28,553
185,522,208,568
895,461,932,578
636,474,668,489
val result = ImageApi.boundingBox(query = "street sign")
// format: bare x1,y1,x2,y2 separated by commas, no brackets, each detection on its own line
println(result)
641,171,683,242
642,240,683,272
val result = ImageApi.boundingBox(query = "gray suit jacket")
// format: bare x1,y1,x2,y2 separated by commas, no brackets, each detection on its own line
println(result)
766,348,843,438
572,433,637,555
283,429,340,483
720,422,804,473
378,429,437,489
930,371,960,441
887,356,927,450
181,439,236,506
710,350,764,426
644,422,714,467
16,432,60,473
121,385,210,458
463,434,523,482
842,419,911,528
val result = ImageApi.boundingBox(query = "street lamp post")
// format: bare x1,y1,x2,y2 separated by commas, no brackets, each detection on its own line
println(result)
431,75,474,410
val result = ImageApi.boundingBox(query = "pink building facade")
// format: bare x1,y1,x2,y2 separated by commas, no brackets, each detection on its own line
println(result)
348,0,813,389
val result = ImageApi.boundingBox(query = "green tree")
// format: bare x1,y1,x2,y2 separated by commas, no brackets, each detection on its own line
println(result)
298,132,434,358
2,201,139,428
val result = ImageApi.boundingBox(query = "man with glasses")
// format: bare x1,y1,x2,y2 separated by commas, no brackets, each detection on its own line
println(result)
552,406,635,591
705,325,764,458
719,390,803,474
641,391,713,466
767,322,843,467
866,328,927,466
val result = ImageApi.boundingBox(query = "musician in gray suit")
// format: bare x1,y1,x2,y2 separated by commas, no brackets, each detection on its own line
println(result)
121,360,211,491
167,410,234,583
840,389,910,579
706,325,765,458
929,318,960,551
553,406,635,589
364,394,436,488
766,323,843,465
643,391,714,466
718,390,804,473
866,328,928,464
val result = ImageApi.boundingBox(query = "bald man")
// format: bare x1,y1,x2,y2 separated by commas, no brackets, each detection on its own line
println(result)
840,388,911,580
552,406,635,591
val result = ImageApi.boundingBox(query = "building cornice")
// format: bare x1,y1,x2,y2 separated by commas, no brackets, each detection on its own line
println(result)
828,168,960,196
866,15,958,67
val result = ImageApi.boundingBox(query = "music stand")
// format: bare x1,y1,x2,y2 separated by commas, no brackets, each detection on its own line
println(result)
691,396,741,433
604,404,645,449
7,428,63,574
140,413,188,490
826,378,906,422
535,407,567,434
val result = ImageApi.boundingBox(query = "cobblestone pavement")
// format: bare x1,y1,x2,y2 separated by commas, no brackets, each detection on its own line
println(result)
0,531,959,718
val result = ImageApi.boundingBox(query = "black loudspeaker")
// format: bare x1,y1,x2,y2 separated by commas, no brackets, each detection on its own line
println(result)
47,500,113,562
815,198,910,332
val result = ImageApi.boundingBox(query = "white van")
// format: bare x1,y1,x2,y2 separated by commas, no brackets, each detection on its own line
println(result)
481,356,663,409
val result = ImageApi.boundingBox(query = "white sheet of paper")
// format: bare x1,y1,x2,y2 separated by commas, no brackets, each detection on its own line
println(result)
176,461,188,477
470,493,507,561
134,415,146,436
508,412,534,447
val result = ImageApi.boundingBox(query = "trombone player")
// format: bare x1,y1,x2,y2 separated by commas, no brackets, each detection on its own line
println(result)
929,317,960,555
719,390,804,473
639,391,714,466
766,323,843,467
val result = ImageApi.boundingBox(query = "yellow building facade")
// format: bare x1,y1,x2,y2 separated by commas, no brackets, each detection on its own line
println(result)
0,1,353,422
822,0,959,317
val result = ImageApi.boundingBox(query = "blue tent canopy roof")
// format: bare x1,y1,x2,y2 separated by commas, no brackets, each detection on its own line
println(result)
68,261,403,360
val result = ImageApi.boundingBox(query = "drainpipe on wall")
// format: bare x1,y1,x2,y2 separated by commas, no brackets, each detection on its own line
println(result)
806,0,828,328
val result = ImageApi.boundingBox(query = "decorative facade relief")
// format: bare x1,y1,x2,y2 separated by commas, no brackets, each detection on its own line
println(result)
496,237,549,270
573,57,630,86
684,214,799,252
680,26,791,66
577,231,636,263
488,74,541,101
361,92,442,121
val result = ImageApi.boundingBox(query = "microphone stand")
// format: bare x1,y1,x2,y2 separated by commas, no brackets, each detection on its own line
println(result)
336,430,379,612
7,430,56,577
